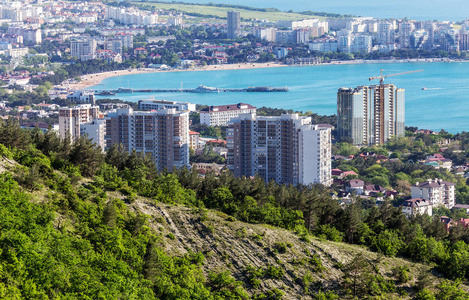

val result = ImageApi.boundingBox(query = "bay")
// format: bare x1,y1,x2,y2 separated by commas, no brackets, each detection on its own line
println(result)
91,62,469,134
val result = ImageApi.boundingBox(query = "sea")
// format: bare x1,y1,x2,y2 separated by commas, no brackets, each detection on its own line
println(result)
90,62,469,134
172,0,468,21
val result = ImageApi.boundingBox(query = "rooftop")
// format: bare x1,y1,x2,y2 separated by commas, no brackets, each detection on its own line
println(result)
201,103,256,113
403,198,432,207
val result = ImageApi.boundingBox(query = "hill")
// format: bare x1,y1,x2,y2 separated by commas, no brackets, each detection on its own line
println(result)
0,151,466,299
0,119,468,299
131,1,327,21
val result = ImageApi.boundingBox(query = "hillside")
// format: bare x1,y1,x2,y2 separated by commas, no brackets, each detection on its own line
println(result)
129,198,468,299
131,1,326,21
0,149,464,299
0,120,469,299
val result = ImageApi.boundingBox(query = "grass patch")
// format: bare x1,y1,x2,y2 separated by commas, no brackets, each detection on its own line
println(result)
132,1,325,21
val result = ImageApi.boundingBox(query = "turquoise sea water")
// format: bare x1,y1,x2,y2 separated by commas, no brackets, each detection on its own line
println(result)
91,62,469,133
173,0,468,21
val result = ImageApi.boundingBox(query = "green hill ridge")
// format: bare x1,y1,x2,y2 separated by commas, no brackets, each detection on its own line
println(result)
0,119,468,299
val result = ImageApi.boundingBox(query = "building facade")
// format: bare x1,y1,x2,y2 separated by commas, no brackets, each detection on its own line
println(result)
200,103,256,127
337,84,405,146
402,198,433,217
59,104,100,140
411,179,456,209
66,90,95,104
227,113,332,186
105,108,190,171
70,37,97,60
80,119,106,150
138,99,196,112
227,11,240,39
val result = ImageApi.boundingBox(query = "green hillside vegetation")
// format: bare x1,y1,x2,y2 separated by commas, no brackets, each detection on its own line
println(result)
0,119,469,298
130,1,326,21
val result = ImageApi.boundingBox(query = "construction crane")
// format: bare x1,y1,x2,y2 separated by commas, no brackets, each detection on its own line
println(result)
369,69,423,84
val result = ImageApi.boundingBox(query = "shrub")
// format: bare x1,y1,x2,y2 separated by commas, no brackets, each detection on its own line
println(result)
392,266,412,283
274,242,287,254
265,265,284,279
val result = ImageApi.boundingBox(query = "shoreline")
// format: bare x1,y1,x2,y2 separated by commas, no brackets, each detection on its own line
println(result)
71,58,459,90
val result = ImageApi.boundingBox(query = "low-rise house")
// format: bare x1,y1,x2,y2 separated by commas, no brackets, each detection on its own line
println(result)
21,122,59,133
415,129,437,135
458,218,469,227
364,184,385,196
193,163,225,175
402,198,433,217
424,153,452,170
36,103,59,111
331,168,343,177
133,47,147,55
440,216,454,231
453,204,469,214
345,179,365,195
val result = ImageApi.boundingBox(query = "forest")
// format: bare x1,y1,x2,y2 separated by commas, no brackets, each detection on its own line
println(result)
1,119,469,298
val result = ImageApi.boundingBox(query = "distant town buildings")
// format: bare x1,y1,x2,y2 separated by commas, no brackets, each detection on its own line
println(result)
337,84,405,146
70,37,97,60
227,11,240,39
227,113,332,186
200,103,257,127
105,6,158,25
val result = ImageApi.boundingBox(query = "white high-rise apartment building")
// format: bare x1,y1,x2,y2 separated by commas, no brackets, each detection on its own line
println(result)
378,22,395,45
59,104,100,140
298,124,332,186
337,29,352,52
399,21,415,48
227,113,332,186
80,119,106,151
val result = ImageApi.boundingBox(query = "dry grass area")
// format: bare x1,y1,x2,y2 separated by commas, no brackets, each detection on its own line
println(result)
130,198,463,299
132,1,324,21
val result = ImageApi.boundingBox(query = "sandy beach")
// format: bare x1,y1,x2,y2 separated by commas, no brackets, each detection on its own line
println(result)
68,69,160,90
69,58,456,90
68,62,288,90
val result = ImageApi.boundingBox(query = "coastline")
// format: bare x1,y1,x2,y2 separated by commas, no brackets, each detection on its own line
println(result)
72,58,458,90
70,62,288,90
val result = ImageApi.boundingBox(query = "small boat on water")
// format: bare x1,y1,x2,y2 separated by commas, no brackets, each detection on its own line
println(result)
422,87,427,90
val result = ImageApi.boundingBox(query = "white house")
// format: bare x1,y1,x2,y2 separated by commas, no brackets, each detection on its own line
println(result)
402,198,433,217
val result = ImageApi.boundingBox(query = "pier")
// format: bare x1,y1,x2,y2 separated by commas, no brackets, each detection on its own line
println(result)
94,85,289,95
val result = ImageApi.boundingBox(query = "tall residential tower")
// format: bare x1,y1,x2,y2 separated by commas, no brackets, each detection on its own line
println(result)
337,84,405,146
105,107,190,171
227,11,240,39
227,113,332,186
